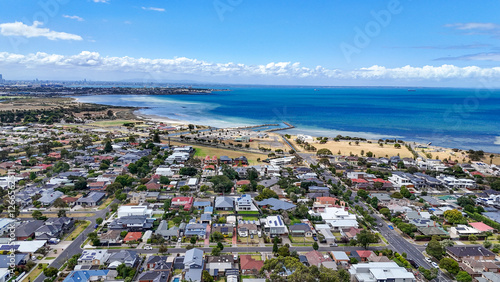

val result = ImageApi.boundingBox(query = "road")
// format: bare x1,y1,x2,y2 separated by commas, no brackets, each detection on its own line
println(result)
34,200,117,282
355,197,452,282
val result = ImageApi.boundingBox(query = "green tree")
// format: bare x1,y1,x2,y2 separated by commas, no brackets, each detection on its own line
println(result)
217,242,224,251
96,218,103,225
53,198,68,208
456,271,472,282
43,267,59,278
439,257,459,275
400,186,411,198
444,209,465,225
357,189,369,200
104,140,113,152
202,270,214,282
159,176,170,185
255,188,279,201
312,241,319,250
316,148,333,156
57,209,66,218
190,236,197,245
211,246,221,256
426,235,444,260
277,245,290,257
32,210,43,220
356,230,379,249
273,239,279,254
210,175,234,193
153,132,161,143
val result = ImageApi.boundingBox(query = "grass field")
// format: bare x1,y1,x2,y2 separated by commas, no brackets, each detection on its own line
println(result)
181,143,267,165
22,263,47,282
251,255,262,260
98,197,114,210
65,220,90,241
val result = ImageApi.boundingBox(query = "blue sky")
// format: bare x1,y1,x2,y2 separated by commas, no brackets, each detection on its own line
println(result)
1,0,500,86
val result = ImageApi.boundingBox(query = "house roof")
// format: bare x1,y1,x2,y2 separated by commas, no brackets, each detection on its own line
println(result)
469,222,494,232
305,250,331,267
240,255,264,271
123,232,142,242
447,246,495,258
215,196,234,208
356,250,374,258
63,270,109,282
256,198,296,211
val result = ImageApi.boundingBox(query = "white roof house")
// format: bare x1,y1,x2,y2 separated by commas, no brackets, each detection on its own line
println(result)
349,262,416,282
117,206,152,218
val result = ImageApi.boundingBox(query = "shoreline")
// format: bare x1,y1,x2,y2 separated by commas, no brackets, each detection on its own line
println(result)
72,95,500,154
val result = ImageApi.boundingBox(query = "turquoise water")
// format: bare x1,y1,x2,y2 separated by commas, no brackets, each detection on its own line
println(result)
75,86,500,152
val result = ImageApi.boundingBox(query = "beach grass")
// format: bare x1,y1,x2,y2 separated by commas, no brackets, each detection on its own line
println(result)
189,144,267,165
89,120,142,127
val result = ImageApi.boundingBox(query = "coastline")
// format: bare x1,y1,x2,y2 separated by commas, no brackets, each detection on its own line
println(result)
133,110,190,125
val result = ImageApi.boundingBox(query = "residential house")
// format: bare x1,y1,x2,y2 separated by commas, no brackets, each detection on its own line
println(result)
123,232,142,242
215,197,234,211
62,270,110,282
170,197,194,211
238,221,258,237
39,190,64,206
289,223,313,237
212,223,234,237
117,206,153,218
183,248,204,282
446,246,496,262
107,250,138,268
205,255,235,276
256,198,296,211
100,230,122,244
261,215,288,237
185,222,207,239
77,250,110,266
305,250,332,267
109,215,154,231
76,192,106,207
15,220,44,240
348,262,416,282
155,220,179,240
239,255,263,275
235,194,256,211
138,271,169,282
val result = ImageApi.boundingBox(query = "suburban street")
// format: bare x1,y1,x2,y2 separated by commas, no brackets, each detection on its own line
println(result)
355,198,452,282
33,200,117,282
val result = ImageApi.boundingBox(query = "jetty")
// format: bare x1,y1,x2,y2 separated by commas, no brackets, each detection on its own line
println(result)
265,122,295,132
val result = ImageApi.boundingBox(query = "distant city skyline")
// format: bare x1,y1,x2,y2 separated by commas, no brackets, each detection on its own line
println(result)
1,1,500,87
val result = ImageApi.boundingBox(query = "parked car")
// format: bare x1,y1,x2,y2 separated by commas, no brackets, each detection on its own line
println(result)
388,225,394,230
144,245,153,250
178,237,182,243
312,235,318,241
431,262,439,268
94,224,99,229
329,243,338,247
408,259,418,268
425,257,432,263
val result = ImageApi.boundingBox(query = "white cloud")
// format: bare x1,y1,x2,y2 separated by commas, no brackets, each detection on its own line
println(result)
93,0,109,3
141,7,165,12
63,15,84,22
445,23,500,30
1,51,500,83
0,21,82,41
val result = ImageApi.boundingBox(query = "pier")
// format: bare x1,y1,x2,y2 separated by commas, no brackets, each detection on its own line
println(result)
265,121,295,132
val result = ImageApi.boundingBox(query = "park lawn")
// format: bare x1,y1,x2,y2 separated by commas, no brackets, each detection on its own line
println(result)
65,220,90,241
241,216,259,221
98,197,114,210
237,211,260,215
289,218,301,225
185,143,266,165
22,263,47,282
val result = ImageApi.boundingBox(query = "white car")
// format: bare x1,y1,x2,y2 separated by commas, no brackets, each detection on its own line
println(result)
144,245,153,250
425,257,432,263
431,262,439,268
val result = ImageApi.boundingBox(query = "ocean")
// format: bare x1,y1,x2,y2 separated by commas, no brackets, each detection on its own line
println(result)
75,86,500,153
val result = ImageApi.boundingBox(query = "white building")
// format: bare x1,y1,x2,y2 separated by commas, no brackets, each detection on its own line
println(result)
117,206,152,218
261,215,288,237
320,207,358,231
155,167,174,177
269,156,295,167
349,262,416,282
437,175,476,189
